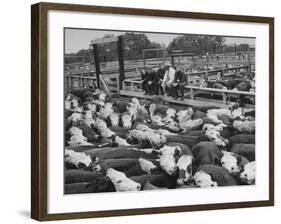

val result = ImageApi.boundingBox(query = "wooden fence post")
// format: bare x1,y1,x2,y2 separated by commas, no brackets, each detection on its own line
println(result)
117,36,125,90
93,43,100,88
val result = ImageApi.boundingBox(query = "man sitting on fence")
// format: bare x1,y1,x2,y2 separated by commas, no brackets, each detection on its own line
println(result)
168,66,186,99
154,63,166,95
141,67,155,95
161,61,176,97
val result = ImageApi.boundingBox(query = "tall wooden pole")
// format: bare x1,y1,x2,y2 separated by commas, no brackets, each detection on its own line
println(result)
117,36,125,90
93,44,100,88
247,45,251,72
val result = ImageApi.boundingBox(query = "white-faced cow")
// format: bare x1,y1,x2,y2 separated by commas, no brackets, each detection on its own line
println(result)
159,145,182,176
221,151,249,175
106,168,141,191
240,161,255,184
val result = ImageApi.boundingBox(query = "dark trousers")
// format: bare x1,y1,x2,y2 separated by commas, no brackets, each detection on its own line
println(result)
142,80,154,94
167,83,186,98
153,81,164,95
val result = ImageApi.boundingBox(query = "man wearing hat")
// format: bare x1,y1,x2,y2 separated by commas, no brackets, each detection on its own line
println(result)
169,66,186,99
161,61,176,96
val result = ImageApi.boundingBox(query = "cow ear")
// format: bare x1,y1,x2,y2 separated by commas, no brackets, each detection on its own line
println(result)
91,156,99,164
214,157,220,165
236,156,242,164
209,173,215,181
174,147,181,156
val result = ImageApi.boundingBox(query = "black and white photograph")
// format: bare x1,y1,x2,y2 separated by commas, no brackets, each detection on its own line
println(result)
64,28,256,194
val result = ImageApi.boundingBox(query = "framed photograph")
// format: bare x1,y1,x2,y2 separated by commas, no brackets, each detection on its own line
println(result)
31,2,274,221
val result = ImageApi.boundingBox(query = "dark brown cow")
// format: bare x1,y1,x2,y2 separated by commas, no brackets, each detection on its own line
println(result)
231,143,255,161
192,141,223,170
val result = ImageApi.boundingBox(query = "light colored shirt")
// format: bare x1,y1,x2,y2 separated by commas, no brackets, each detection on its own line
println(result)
162,67,176,87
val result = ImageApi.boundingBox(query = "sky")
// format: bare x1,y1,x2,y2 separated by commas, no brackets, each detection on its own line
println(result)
65,28,255,54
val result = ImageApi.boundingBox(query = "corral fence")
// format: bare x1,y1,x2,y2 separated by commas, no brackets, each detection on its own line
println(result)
121,64,255,109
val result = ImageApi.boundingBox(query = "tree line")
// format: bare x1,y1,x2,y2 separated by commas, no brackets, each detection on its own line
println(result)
65,32,251,64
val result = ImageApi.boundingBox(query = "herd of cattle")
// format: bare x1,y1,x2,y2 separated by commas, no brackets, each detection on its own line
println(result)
64,89,255,194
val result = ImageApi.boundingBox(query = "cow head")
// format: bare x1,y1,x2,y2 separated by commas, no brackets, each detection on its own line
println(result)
221,151,241,175
166,108,176,118
106,168,141,191
176,155,193,185
127,104,138,120
205,129,228,147
193,171,218,187
149,103,157,116
99,92,107,101
109,113,120,127
240,161,255,184
122,113,133,129
151,115,164,126
177,108,193,122
138,158,157,174
135,123,152,132
131,97,140,105
166,120,180,132
148,133,167,149
159,145,182,175
68,126,83,136
65,149,92,168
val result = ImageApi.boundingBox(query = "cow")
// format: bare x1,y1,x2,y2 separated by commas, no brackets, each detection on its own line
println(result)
76,124,99,143
142,181,165,190
163,108,177,123
202,123,227,132
68,126,83,136
68,134,92,147
194,164,238,187
233,120,255,134
165,119,180,132
177,108,193,123
98,102,113,120
98,126,115,139
65,93,80,111
192,142,223,169
138,158,159,174
127,129,166,149
159,145,182,176
83,101,97,113
65,169,104,184
192,110,206,120
193,170,218,187
220,151,249,175
106,168,141,192
111,135,131,146
205,129,228,147
180,119,203,132
89,148,159,160
166,134,209,149
65,149,94,170
109,112,120,127
121,113,133,129
206,108,231,124
230,143,255,161
173,144,193,185
151,115,165,126
94,158,139,174
240,161,255,184
113,100,130,113
64,180,115,194
228,134,255,148
67,112,83,124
